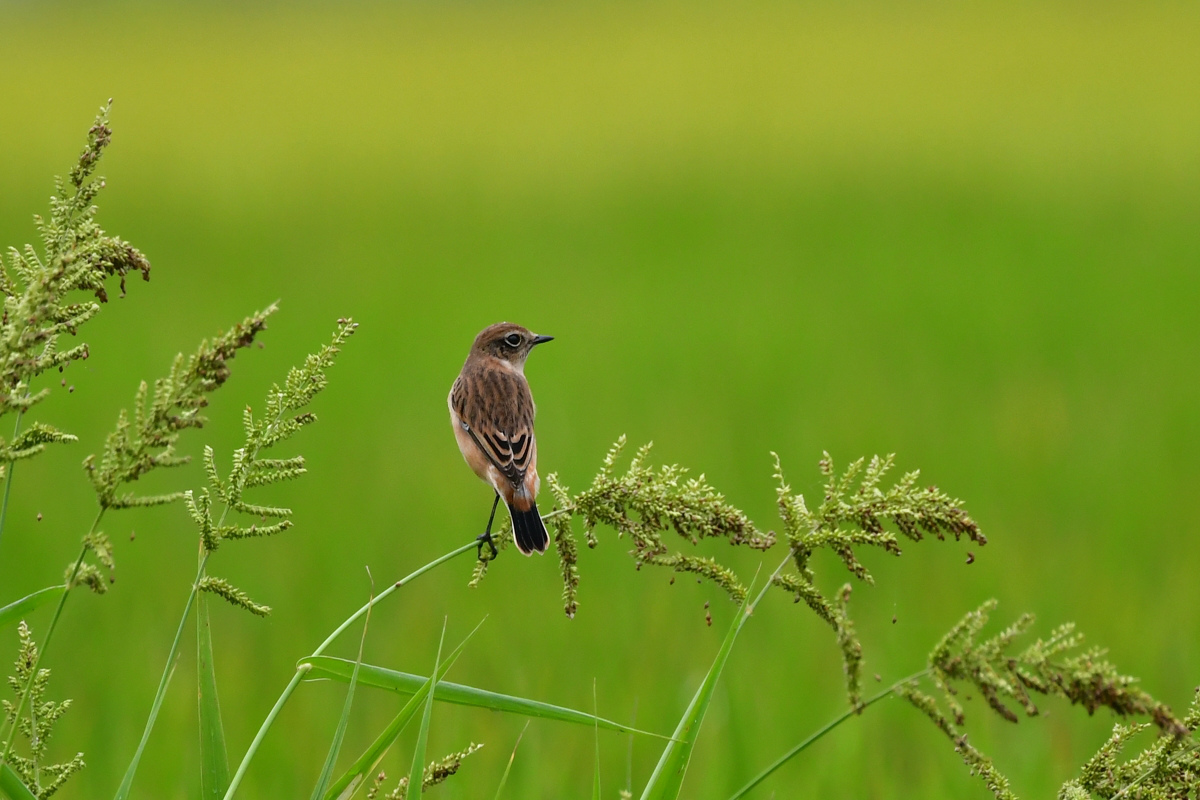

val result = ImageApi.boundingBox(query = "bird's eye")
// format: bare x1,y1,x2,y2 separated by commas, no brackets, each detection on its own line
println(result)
504,333,522,347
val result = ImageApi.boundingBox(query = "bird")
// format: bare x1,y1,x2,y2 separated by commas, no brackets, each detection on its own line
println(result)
448,322,554,558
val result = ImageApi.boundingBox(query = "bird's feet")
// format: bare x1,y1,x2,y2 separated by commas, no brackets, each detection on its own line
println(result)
476,531,499,562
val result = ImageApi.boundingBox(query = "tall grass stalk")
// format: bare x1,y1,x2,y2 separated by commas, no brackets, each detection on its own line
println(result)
491,721,529,800
197,588,231,800
0,409,25,554
591,681,601,800
194,492,246,800
221,539,478,800
117,476,248,798
310,577,374,800
725,668,932,800
319,617,484,800
0,508,106,769
113,553,211,800
406,618,447,800
640,560,782,800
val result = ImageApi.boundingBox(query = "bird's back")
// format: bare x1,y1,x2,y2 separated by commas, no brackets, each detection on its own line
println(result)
451,356,535,436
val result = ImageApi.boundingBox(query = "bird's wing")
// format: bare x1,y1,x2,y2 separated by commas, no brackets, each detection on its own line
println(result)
452,370,536,488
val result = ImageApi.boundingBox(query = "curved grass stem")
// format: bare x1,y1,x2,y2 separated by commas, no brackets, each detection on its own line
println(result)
221,538,478,800
726,668,932,800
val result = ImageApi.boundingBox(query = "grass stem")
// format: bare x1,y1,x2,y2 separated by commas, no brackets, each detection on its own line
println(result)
113,552,211,800
0,507,105,768
0,408,25,556
227,668,307,800
313,540,478,656
725,668,931,799
222,538,478,800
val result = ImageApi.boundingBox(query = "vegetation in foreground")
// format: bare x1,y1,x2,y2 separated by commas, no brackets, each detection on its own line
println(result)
0,108,1197,800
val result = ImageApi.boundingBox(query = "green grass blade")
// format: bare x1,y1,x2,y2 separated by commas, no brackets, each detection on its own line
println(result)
491,721,529,800
325,678,426,800
639,558,787,800
0,586,65,632
224,541,477,800
408,618,447,800
197,594,230,800
639,596,748,800
310,590,374,800
302,657,663,738
323,619,484,800
0,764,37,800
592,681,601,800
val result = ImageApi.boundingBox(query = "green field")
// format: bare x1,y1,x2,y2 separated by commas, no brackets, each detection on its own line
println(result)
1,3,1199,798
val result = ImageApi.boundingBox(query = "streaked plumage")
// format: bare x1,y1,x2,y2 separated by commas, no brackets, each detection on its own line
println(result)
449,322,553,555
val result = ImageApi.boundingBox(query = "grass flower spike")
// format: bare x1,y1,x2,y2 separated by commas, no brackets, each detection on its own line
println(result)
1,623,84,798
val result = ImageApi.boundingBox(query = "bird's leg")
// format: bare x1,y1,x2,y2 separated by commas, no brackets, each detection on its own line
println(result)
477,492,501,561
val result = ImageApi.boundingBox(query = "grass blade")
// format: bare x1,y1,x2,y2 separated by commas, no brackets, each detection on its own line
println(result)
323,619,484,800
223,540,477,800
408,618,447,800
491,721,530,800
0,764,37,800
0,586,65,632
302,657,662,738
592,681,601,800
639,558,787,800
197,594,230,800
310,586,374,800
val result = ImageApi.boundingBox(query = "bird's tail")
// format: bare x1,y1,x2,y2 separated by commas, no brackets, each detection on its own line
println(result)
509,501,550,555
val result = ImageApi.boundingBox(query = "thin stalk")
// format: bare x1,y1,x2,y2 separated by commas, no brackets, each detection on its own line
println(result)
492,720,530,800
313,540,477,655
226,667,307,799
29,691,40,796
194,398,284,798
222,538,478,800
726,668,931,800
0,507,105,768
197,534,230,800
0,408,25,554
113,552,211,800
625,699,638,797
119,481,240,800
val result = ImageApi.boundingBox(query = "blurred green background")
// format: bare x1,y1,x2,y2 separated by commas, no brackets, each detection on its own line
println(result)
2,2,1198,797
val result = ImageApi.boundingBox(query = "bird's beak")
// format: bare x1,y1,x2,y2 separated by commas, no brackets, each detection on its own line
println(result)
531,334,555,346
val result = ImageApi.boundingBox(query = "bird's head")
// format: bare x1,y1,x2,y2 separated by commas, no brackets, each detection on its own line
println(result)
471,322,554,368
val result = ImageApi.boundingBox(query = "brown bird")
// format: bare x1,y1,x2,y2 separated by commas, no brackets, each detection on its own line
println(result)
449,322,554,558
